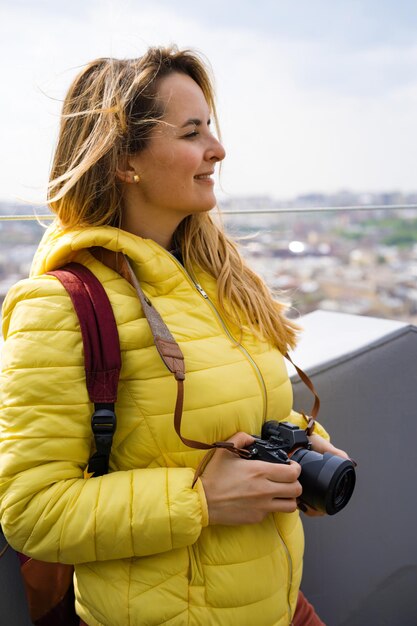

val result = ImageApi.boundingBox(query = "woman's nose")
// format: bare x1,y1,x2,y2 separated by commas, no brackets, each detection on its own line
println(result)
207,137,226,163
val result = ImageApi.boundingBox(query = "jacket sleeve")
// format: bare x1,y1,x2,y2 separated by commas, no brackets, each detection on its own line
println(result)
0,277,208,564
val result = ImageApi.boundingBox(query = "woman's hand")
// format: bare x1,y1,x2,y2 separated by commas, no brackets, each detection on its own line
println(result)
200,432,303,526
308,433,350,461
297,433,352,517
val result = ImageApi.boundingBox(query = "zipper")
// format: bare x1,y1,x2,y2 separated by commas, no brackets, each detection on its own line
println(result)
195,280,294,622
167,252,293,618
189,270,268,424
185,265,294,622
166,252,268,422
195,282,209,299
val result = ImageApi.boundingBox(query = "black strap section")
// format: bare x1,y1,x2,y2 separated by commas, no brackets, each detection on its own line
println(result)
87,405,117,476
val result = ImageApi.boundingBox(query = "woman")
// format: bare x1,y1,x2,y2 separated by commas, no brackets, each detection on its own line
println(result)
0,46,347,625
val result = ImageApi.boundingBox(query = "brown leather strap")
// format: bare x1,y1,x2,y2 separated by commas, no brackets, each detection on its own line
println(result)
121,255,250,459
121,255,320,454
122,257,185,381
285,352,320,435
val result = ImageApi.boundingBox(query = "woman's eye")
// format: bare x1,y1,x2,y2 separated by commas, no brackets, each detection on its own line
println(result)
184,130,199,139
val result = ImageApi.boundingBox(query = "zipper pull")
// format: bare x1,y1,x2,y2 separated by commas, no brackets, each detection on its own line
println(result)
195,283,208,299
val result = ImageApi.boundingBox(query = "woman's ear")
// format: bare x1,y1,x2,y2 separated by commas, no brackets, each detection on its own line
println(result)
116,156,140,184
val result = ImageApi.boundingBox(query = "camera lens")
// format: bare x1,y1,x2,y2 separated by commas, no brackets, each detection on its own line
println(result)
333,466,355,510
291,448,356,515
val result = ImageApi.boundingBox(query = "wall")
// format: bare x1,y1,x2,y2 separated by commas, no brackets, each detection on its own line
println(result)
291,311,417,626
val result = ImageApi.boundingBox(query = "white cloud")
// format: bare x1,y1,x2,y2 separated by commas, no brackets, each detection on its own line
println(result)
1,0,417,206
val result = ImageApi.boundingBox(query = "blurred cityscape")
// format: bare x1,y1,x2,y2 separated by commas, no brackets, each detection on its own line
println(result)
1,190,417,324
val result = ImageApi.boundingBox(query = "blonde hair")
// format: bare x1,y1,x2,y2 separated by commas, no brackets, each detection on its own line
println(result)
48,45,299,352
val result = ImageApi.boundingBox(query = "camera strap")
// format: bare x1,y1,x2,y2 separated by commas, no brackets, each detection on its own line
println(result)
121,254,320,469
284,353,320,436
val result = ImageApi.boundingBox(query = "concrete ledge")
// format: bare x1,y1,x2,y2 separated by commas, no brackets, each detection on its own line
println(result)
287,309,411,377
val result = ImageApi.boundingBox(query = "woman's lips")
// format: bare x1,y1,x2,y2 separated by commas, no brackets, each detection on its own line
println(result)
194,172,214,184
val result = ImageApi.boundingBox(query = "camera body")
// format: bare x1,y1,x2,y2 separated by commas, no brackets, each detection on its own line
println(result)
246,420,311,463
245,420,356,515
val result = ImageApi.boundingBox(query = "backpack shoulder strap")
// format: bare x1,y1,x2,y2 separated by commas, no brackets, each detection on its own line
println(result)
47,262,121,476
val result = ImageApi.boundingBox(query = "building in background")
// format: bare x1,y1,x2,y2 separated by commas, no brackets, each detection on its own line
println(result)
2,191,417,325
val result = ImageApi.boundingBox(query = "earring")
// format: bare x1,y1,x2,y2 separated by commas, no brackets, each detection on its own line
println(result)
133,174,140,184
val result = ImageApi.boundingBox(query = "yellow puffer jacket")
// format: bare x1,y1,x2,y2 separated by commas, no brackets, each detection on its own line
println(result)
0,224,328,626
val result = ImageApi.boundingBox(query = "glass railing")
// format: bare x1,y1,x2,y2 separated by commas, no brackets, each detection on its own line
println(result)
222,203,417,324
1,203,417,324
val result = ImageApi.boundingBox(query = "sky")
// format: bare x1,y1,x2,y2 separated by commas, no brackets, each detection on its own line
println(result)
1,0,417,205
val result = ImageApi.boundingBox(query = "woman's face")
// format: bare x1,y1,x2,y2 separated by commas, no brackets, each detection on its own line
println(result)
122,72,226,243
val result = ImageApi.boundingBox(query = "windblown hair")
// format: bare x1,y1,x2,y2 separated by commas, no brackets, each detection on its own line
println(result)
48,45,299,352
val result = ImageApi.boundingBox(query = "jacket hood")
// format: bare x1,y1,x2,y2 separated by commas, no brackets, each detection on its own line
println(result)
30,221,166,277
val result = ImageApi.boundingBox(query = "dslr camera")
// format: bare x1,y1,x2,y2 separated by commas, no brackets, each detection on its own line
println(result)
245,420,356,515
